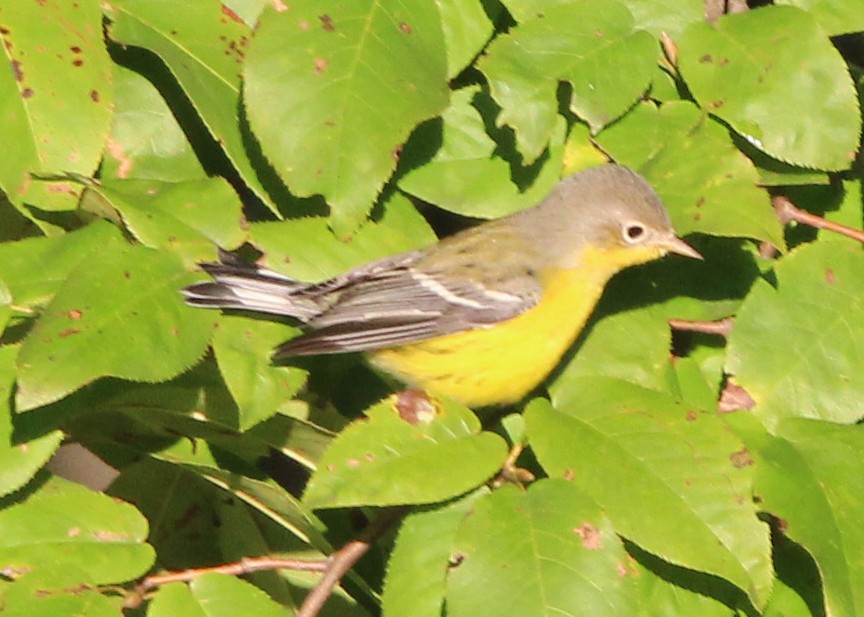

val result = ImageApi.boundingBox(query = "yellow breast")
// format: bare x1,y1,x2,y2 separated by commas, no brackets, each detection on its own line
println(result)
369,244,664,407
370,270,607,405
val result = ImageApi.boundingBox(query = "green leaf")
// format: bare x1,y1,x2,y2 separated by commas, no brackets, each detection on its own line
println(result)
0,221,122,310
526,387,772,607
188,464,330,551
446,480,640,617
243,0,449,234
382,491,485,617
149,574,287,617
480,0,656,161
249,191,436,282
597,101,784,247
678,6,861,170
0,568,122,617
726,240,864,427
775,0,864,35
552,305,672,394
213,316,306,431
0,476,153,584
88,177,246,266
107,0,281,216
102,65,207,182
437,0,494,79
303,396,508,509
399,89,566,219
0,345,62,497
0,0,113,214
16,236,215,410
502,0,703,38
746,418,864,617
0,278,10,333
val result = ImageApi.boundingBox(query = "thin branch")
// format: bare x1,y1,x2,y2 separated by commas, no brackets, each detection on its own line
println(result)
124,557,329,609
668,317,735,338
773,194,864,243
298,507,407,617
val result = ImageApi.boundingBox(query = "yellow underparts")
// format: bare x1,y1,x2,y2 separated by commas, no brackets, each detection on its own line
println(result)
369,244,663,407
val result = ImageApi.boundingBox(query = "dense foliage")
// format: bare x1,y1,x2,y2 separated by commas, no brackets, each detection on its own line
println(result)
0,0,863,615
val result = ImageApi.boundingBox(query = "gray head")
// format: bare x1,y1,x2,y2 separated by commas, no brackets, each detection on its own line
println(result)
517,165,701,269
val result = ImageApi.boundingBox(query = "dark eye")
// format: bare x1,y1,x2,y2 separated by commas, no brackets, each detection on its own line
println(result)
623,222,646,243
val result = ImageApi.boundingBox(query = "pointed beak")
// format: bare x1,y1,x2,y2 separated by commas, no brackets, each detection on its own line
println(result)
662,236,703,260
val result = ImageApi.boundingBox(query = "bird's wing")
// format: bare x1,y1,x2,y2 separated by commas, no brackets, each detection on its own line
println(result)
276,252,542,356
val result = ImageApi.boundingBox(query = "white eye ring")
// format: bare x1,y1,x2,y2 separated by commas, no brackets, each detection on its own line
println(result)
622,222,647,244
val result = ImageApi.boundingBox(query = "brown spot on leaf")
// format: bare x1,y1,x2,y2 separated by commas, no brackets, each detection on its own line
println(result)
364,452,375,462
59,328,80,338
272,0,289,12
90,89,100,102
719,57,729,66
574,522,602,550
313,57,328,75
399,22,412,34
320,14,334,31
699,53,713,63
346,458,361,468
695,196,705,208
392,143,403,162
70,45,82,54
11,60,23,82
825,268,836,285
685,410,698,421
730,448,753,468
395,389,438,424
73,58,83,67
563,468,574,480
707,99,725,109
22,87,34,99
106,137,133,178
448,553,465,569
718,382,756,413
299,19,309,30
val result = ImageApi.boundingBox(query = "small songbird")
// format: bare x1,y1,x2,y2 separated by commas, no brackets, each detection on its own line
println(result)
183,165,701,407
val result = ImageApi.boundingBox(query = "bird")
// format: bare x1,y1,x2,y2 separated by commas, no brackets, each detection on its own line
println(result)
183,164,701,407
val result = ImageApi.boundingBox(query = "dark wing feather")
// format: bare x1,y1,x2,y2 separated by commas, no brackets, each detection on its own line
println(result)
276,260,541,356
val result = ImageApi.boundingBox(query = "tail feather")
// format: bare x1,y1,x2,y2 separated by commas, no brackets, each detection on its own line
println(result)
182,260,322,321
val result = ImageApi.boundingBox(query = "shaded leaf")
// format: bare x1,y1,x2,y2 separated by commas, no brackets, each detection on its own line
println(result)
16,238,215,410
678,6,860,170
742,417,864,617
243,0,449,233
0,345,63,497
480,0,656,161
726,240,864,427
213,316,306,430
597,101,784,247
108,0,280,215
437,0,494,79
526,386,772,607
89,177,246,266
102,65,207,182
399,89,566,219
248,191,436,282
